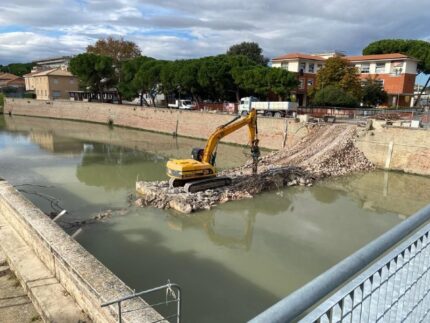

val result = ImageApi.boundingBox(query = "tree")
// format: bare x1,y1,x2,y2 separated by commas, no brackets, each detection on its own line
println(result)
313,85,359,107
227,55,257,101
118,56,154,105
87,37,142,103
361,77,388,106
134,60,166,107
69,53,115,98
266,68,298,100
227,42,269,66
86,36,141,63
363,39,430,106
312,56,362,101
234,65,297,100
0,63,34,76
175,59,203,102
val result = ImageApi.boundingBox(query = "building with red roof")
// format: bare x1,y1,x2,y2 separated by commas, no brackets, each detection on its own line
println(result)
272,52,418,107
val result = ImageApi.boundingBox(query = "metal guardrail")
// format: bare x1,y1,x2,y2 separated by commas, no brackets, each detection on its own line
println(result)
300,218,430,322
101,281,181,323
249,204,430,323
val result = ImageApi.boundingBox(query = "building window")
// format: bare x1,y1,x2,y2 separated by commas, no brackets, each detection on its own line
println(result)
391,61,403,76
375,63,385,74
45,90,47,96
308,63,315,73
299,78,305,89
69,79,75,84
375,79,384,87
53,91,61,98
53,79,59,84
307,79,314,87
299,62,306,74
360,64,370,73
317,64,323,71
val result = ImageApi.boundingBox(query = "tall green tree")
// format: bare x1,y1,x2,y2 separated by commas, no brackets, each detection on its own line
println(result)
312,56,362,100
363,39,430,106
87,37,142,103
227,42,269,66
134,60,166,107
119,56,154,105
69,53,115,98
361,77,388,106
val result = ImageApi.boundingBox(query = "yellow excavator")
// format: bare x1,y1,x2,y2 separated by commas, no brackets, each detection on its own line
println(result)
166,109,260,193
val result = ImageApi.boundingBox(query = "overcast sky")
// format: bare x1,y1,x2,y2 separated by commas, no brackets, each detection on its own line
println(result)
0,0,429,66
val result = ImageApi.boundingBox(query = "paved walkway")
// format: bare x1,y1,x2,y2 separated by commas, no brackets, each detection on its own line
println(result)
0,253,41,323
0,213,89,322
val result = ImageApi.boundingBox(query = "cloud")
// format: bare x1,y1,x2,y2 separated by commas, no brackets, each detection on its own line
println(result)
0,0,429,64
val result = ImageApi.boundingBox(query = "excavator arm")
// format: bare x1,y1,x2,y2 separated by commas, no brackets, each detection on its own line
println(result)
202,109,259,167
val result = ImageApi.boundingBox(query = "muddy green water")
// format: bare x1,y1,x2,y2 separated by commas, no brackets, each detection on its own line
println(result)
1,115,430,322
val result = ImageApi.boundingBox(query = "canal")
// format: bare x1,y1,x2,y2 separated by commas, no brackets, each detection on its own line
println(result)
1,115,430,322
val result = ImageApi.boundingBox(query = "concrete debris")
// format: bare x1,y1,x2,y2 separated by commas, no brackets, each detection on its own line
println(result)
136,124,374,214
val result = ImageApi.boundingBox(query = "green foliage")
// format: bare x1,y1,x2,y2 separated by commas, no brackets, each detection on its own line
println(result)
313,85,359,107
119,56,154,100
23,92,36,99
116,53,295,103
0,63,34,76
227,42,269,66
0,93,4,106
361,78,388,106
313,56,362,100
363,39,430,74
69,53,115,92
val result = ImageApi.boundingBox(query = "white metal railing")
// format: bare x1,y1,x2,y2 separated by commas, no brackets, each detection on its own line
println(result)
250,204,430,323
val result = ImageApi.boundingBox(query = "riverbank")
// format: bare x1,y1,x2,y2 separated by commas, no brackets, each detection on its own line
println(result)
5,98,430,176
4,98,308,150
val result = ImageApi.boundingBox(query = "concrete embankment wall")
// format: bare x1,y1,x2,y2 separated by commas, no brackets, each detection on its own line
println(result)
5,98,308,150
5,99,430,175
0,179,163,322
357,122,430,176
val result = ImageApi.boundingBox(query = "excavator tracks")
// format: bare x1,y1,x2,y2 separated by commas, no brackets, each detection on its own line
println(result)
183,176,232,193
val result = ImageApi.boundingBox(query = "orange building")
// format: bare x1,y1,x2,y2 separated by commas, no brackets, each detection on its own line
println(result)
272,52,418,107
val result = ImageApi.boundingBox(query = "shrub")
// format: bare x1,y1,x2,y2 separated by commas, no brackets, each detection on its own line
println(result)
312,85,359,107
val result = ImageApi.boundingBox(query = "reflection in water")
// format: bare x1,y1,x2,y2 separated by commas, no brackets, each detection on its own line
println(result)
29,131,83,154
1,115,430,323
167,208,257,251
76,144,166,189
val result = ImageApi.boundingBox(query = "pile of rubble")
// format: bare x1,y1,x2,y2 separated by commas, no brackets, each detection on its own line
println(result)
135,124,374,213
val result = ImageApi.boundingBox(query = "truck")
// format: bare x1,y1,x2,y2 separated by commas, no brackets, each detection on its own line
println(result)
238,97,298,117
168,99,195,110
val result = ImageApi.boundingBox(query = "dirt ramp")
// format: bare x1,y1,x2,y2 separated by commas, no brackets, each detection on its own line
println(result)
136,124,374,213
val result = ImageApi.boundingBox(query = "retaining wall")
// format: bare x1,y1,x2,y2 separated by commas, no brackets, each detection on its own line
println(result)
0,179,163,323
4,98,309,150
5,99,430,176
356,122,430,176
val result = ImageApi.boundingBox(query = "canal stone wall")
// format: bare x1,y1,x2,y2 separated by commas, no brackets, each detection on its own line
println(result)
5,99,430,176
0,179,164,322
5,98,309,150
356,121,430,176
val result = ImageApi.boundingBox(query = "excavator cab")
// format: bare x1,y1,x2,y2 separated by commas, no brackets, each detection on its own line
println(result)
191,148,204,162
